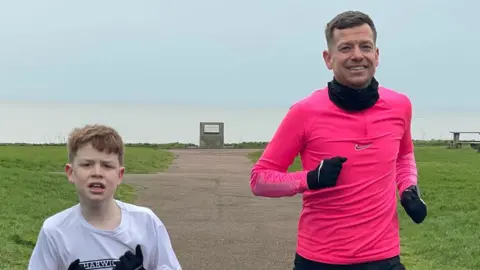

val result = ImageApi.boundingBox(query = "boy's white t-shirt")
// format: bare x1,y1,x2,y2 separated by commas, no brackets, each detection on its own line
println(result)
28,200,181,270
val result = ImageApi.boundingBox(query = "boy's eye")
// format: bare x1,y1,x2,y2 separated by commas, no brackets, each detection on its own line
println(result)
78,162,115,168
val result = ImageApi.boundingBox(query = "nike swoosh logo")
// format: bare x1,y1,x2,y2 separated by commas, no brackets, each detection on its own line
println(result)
355,144,371,151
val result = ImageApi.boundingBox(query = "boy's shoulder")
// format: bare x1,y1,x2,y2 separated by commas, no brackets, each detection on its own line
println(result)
116,200,156,216
116,200,164,227
40,200,165,236
42,203,82,233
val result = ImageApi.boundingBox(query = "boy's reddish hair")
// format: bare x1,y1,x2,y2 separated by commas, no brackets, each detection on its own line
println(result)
67,124,125,165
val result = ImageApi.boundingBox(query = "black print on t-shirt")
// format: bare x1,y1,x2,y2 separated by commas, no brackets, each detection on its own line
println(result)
79,259,120,269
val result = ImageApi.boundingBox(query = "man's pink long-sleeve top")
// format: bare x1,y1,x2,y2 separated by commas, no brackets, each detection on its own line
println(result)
250,86,418,265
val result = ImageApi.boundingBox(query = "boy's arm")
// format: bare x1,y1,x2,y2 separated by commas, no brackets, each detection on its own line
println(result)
250,103,309,198
396,96,418,196
150,216,182,270
28,226,60,270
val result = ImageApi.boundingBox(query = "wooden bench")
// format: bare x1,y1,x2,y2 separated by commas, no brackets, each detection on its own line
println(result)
448,131,480,152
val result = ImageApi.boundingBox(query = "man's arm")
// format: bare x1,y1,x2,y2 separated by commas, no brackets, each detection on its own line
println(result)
250,103,310,198
28,226,60,270
150,216,182,270
396,96,427,224
396,96,418,196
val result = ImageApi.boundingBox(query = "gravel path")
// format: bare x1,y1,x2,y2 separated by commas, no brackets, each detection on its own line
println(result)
123,149,301,270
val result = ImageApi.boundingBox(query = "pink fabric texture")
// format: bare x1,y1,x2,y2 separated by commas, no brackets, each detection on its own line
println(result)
250,86,418,264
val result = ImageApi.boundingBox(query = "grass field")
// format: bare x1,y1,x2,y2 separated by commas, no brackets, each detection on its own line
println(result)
249,146,480,270
0,145,174,269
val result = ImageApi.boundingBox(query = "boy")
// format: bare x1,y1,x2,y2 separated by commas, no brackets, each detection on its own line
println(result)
28,124,182,270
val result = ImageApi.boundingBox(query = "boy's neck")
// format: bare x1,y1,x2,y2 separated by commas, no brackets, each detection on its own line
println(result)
80,199,122,230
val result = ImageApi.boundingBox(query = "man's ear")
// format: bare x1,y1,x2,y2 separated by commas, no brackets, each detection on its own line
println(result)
323,49,333,70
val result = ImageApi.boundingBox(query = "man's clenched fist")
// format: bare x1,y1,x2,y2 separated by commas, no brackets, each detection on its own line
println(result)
307,156,347,190
401,185,427,224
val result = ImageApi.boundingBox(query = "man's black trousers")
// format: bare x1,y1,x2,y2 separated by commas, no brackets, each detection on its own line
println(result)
293,253,406,270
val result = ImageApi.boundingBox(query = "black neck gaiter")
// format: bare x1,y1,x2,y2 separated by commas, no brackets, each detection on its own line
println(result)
327,77,380,112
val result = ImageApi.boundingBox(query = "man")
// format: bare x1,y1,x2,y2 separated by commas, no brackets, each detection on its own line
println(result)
250,11,427,270
28,124,182,270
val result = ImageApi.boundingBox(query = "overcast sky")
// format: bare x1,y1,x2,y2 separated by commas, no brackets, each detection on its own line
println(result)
0,0,475,111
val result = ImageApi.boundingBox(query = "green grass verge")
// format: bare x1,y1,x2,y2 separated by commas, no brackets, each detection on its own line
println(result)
248,146,480,270
0,145,174,174
0,145,174,269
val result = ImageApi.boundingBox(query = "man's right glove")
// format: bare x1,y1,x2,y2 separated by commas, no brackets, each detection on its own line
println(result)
400,185,427,224
306,156,347,190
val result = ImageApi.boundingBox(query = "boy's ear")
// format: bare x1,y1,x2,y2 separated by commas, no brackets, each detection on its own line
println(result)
115,166,125,186
119,166,125,180
65,163,75,184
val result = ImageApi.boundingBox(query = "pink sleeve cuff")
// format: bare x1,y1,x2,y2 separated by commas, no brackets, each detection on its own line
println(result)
250,169,308,197
396,152,418,196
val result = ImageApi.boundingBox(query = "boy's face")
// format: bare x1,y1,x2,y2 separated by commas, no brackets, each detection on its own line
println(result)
65,143,125,203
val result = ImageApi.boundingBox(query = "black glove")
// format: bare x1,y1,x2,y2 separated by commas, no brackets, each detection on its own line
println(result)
68,259,86,270
113,244,145,270
306,156,347,190
401,185,427,224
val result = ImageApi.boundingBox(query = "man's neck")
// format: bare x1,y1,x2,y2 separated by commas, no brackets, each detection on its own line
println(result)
80,198,122,230
328,76,379,112
333,77,372,90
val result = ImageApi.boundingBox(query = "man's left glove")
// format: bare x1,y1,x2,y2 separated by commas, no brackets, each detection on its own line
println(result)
401,185,427,224
113,245,146,270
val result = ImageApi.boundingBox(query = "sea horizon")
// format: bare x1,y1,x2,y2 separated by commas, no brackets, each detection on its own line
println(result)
2,100,480,144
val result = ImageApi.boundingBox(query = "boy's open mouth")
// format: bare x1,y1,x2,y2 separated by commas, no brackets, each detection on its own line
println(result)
88,182,106,194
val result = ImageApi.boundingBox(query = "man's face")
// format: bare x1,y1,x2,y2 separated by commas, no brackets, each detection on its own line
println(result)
323,23,379,89
65,143,124,203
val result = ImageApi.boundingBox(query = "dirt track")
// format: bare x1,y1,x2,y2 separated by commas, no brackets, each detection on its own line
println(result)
123,149,302,270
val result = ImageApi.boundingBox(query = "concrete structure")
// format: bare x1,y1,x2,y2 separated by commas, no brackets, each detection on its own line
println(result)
199,122,224,148
448,131,480,152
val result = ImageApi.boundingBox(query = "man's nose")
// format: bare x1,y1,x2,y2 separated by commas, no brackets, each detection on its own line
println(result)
351,46,364,60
